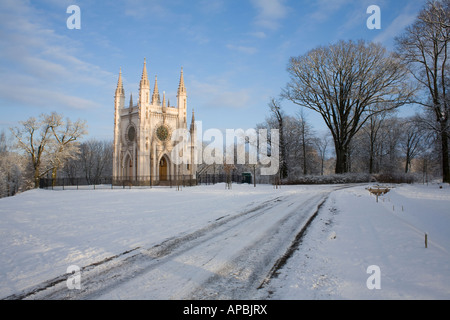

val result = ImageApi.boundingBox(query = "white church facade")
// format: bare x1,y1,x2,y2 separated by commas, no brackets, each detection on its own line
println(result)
112,59,197,185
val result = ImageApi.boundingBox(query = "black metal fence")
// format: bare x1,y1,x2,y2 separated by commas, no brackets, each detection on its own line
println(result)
38,172,263,190
196,173,249,185
39,175,197,189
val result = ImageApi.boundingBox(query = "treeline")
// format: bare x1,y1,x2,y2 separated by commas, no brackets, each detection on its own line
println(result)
0,119,112,198
60,140,113,185
270,0,449,183
256,106,444,184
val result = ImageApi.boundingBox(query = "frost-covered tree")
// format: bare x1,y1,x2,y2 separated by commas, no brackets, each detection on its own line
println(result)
313,132,332,175
10,112,87,188
398,116,428,173
48,114,87,182
0,131,27,197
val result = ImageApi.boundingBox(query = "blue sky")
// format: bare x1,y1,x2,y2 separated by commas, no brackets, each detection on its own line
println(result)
0,0,426,141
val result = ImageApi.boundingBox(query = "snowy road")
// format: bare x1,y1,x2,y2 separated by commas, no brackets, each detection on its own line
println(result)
7,186,338,300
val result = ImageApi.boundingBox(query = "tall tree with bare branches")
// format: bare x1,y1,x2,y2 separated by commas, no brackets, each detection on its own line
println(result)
10,112,87,188
48,113,87,182
283,39,415,174
268,98,288,179
395,0,450,182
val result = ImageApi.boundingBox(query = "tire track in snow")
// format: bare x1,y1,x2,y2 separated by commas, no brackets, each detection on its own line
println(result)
186,192,331,300
4,194,285,300
7,186,349,300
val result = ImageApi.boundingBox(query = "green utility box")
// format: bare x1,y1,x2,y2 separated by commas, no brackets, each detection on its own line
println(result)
242,172,252,184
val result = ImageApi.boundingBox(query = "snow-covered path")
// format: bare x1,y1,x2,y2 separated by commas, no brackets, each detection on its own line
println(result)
1,184,338,300
97,190,330,300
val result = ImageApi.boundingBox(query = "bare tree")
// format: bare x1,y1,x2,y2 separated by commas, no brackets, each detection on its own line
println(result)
398,116,428,173
361,110,391,174
395,0,450,182
48,114,87,182
0,131,27,197
314,132,331,175
268,98,287,179
10,115,54,188
283,39,415,174
77,140,112,184
297,110,315,175
10,112,87,188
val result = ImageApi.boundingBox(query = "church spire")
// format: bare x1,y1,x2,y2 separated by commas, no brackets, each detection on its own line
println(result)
115,67,124,96
190,108,196,132
139,58,150,107
129,92,133,108
152,75,161,105
177,67,186,95
140,58,149,87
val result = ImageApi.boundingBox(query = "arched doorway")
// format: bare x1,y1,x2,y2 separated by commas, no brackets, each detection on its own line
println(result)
159,156,169,181
124,154,133,180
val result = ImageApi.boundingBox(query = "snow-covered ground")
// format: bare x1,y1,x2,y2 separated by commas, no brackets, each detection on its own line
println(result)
0,182,449,300
261,183,450,300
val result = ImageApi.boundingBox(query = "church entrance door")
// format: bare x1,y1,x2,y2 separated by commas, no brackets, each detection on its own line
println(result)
125,155,133,180
159,157,168,181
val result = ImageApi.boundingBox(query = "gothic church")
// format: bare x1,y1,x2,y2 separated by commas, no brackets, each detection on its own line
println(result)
112,59,197,185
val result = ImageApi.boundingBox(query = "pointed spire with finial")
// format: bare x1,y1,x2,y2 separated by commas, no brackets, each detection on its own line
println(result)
129,92,133,108
115,67,124,96
140,58,149,88
177,67,186,96
152,75,160,105
190,108,196,132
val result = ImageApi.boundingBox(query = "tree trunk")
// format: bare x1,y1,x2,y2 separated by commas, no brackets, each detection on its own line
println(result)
335,143,348,174
302,133,307,175
369,139,374,174
279,129,288,179
34,168,40,189
52,167,58,187
405,153,410,173
441,124,450,183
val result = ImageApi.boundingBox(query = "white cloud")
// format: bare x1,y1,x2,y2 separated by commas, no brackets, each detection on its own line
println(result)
249,0,288,30
0,83,102,110
247,31,267,39
190,79,252,110
373,13,417,46
226,44,258,55
307,0,353,22
123,0,167,19
0,0,113,112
